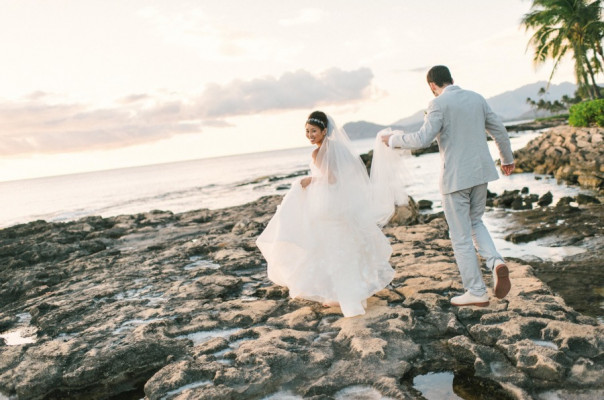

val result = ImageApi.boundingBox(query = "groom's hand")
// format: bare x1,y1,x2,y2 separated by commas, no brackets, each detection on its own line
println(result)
381,134,393,147
501,163,515,176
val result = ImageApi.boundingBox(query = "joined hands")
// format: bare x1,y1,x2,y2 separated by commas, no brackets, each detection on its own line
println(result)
381,133,393,147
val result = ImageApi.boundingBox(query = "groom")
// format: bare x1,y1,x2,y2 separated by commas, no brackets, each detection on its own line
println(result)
382,65,515,307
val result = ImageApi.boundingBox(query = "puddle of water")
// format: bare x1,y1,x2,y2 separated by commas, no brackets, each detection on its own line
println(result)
262,391,303,400
0,313,37,346
0,328,37,346
537,389,604,400
413,372,463,400
160,380,212,400
532,340,559,350
56,332,78,341
179,328,241,345
214,338,249,356
596,293,604,325
238,282,261,302
212,337,252,365
113,318,164,334
16,313,31,323
489,361,507,377
334,385,396,400
241,282,259,294
114,286,152,300
184,256,220,271
414,370,514,400
144,296,166,306
113,286,165,306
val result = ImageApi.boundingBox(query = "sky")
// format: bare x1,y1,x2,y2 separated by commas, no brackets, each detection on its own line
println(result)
0,0,584,182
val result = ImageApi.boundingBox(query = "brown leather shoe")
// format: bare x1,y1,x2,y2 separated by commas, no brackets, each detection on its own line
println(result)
494,264,511,299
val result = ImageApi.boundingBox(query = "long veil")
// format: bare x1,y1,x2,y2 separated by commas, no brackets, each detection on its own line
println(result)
308,116,409,227
370,127,411,225
256,115,409,316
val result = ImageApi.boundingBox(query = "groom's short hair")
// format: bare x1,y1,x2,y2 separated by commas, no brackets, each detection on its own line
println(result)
427,65,453,87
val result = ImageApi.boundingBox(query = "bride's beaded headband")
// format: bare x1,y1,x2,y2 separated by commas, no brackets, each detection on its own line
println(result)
307,118,326,129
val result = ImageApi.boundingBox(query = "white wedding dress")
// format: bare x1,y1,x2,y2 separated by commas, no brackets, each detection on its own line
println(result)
256,116,409,317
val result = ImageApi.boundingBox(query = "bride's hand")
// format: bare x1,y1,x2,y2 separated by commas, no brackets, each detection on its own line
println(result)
300,177,312,188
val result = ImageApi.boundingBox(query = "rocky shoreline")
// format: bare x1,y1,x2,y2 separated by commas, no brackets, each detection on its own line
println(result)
485,188,603,322
512,125,603,194
1,122,603,400
1,190,603,399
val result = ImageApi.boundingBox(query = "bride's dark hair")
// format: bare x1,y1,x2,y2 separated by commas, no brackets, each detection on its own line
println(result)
307,111,328,131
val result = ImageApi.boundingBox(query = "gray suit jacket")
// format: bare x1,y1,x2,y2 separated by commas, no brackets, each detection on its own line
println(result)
391,85,514,195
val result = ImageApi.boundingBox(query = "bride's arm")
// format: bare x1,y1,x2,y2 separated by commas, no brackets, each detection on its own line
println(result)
301,148,320,188
302,147,338,187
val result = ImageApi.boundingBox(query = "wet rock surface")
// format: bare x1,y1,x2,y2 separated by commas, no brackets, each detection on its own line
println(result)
1,196,603,400
498,194,604,324
513,126,603,193
502,198,602,246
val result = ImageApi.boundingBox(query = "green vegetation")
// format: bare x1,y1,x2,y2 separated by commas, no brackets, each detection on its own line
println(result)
526,87,582,114
569,99,604,126
521,0,604,100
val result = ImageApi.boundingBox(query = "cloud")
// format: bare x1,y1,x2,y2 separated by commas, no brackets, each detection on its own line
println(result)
0,68,374,156
194,67,374,118
0,98,198,156
118,94,151,104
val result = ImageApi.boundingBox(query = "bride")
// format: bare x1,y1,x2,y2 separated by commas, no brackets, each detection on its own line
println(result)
256,111,408,317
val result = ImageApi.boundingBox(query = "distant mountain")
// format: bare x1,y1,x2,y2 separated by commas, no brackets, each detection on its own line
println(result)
485,81,577,121
390,109,425,132
346,81,577,140
367,81,577,133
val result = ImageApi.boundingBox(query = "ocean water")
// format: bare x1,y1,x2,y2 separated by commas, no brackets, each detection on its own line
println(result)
0,139,378,228
0,132,585,235
0,144,316,228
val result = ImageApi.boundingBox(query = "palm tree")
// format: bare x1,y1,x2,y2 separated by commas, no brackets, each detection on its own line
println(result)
521,0,604,99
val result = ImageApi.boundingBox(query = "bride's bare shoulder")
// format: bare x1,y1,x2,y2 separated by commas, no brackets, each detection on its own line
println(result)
311,147,319,160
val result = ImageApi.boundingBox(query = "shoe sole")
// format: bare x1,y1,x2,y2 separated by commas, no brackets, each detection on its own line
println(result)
451,301,490,307
494,264,511,299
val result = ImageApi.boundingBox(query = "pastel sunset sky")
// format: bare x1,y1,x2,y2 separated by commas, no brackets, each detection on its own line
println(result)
0,0,580,181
